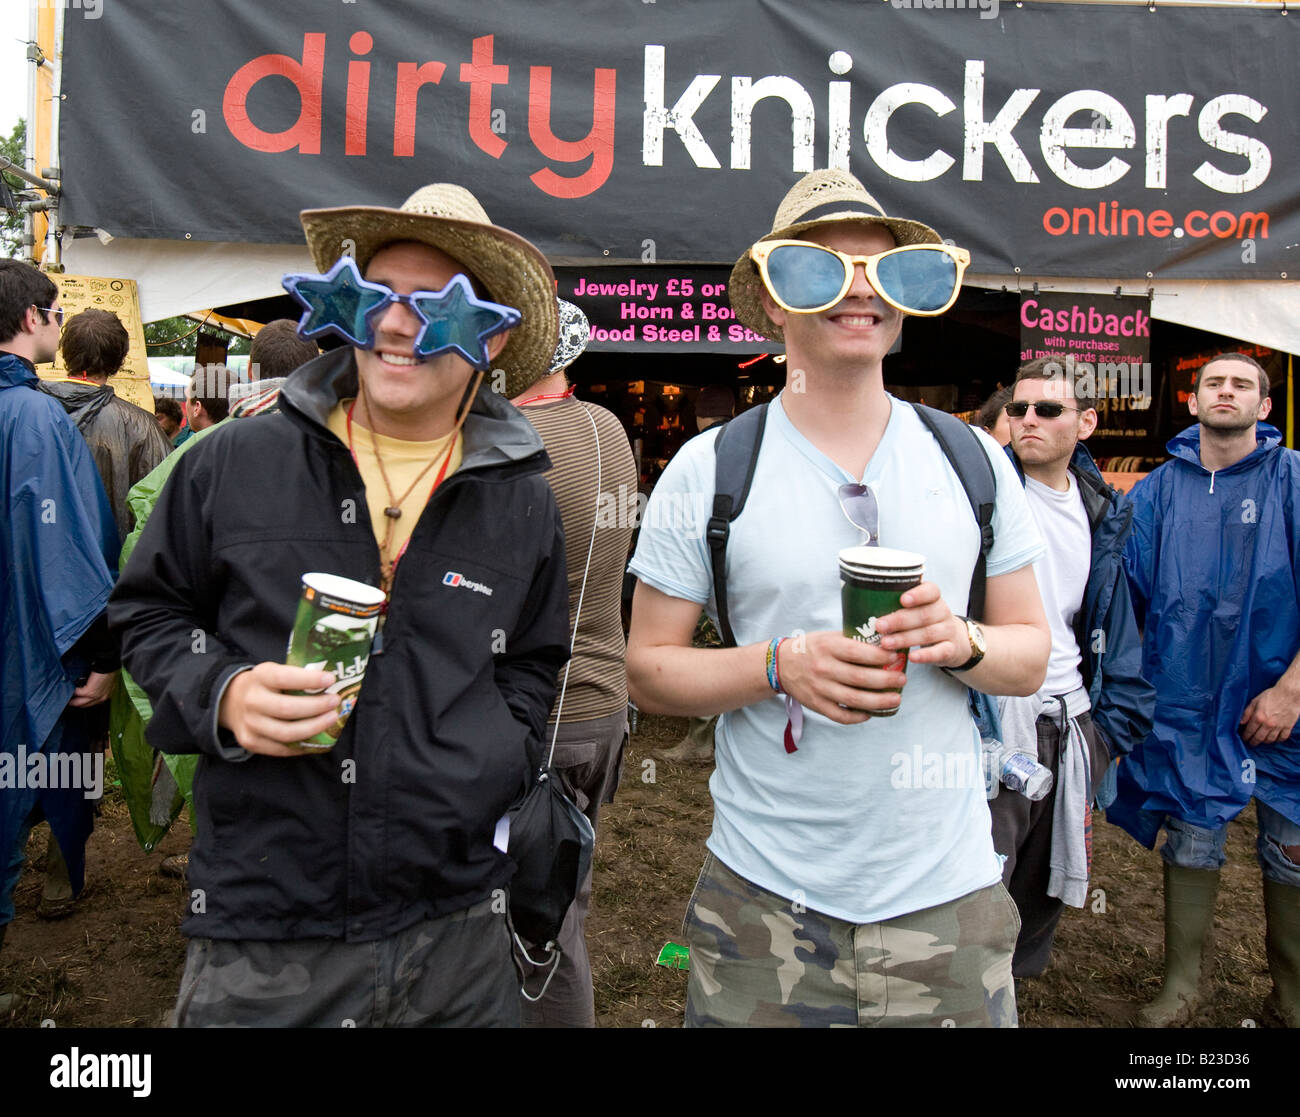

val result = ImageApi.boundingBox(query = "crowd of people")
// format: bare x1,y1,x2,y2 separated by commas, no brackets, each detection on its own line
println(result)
0,168,1296,1029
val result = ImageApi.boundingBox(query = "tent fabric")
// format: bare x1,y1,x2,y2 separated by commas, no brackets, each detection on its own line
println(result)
63,237,1299,358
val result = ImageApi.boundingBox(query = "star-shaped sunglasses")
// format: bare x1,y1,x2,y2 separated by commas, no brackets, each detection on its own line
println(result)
282,255,521,370
750,240,970,317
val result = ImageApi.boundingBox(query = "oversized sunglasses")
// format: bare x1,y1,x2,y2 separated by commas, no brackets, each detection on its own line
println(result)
1005,400,1080,419
282,255,521,370
838,482,880,546
749,239,971,317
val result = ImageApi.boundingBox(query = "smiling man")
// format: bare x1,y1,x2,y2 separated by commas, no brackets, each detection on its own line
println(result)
627,170,1050,1028
1110,352,1300,1028
109,185,570,1027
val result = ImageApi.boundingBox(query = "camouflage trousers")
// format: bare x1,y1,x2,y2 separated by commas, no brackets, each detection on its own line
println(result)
174,895,518,1027
683,853,1020,1028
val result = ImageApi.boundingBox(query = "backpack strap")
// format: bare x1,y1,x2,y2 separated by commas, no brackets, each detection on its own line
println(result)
707,403,768,647
912,404,997,621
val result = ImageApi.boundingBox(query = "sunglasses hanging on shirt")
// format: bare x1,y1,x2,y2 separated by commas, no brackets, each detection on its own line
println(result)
749,240,971,317
282,255,521,371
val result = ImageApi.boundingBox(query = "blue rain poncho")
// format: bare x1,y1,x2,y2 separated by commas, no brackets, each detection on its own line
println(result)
1108,422,1300,845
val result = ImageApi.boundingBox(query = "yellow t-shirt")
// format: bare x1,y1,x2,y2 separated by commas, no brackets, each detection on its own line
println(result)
327,401,463,562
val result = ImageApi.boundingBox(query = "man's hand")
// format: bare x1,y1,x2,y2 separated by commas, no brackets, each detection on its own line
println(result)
777,630,908,723
68,670,118,708
1240,683,1300,746
218,663,342,757
872,581,967,669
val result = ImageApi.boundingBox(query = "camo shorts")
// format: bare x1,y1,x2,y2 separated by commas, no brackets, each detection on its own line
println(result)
683,853,1020,1028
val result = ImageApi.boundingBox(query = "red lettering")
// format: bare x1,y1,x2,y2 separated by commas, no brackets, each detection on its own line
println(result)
222,33,325,154
1043,208,1070,236
527,66,617,199
1148,210,1173,237
345,32,373,157
393,61,447,157
1210,211,1238,239
1185,210,1209,237
459,35,509,159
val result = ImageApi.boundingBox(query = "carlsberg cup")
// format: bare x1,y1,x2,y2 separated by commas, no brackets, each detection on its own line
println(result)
839,546,925,718
285,572,387,748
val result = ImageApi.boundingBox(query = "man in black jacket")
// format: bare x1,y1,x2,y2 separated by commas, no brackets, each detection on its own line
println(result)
109,184,569,1027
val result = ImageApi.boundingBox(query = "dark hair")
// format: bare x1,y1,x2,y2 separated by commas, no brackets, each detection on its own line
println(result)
1015,356,1096,413
60,308,130,379
249,319,319,381
1192,352,1269,398
189,365,231,423
696,384,735,419
975,385,1013,430
0,259,59,344
154,397,182,424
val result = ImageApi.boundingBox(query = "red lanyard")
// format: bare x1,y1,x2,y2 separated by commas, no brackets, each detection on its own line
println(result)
515,384,576,407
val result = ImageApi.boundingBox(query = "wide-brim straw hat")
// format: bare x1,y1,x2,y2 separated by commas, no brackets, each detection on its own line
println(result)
728,169,943,343
300,184,558,396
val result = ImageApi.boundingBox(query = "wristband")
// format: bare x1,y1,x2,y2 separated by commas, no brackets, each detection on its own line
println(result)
766,637,782,693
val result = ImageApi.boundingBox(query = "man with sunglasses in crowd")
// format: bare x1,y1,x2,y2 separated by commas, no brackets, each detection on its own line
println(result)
1,261,119,1010
994,358,1154,979
1109,352,1300,1028
110,185,571,1027
627,170,1050,1027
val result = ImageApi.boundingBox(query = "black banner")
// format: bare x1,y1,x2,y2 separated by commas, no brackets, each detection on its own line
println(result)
557,266,768,353
59,1,1299,279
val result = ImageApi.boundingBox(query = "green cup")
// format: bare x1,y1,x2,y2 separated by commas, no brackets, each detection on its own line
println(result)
285,572,387,749
839,546,925,717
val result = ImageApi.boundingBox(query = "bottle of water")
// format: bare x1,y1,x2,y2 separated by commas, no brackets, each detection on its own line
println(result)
982,740,1053,801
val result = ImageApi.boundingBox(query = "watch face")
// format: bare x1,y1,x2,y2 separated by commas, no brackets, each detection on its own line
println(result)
970,621,987,654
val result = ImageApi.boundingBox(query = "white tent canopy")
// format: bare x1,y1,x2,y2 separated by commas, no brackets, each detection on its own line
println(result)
64,236,1300,357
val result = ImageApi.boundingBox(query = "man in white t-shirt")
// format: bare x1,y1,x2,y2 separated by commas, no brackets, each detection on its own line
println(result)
626,169,1051,1028
995,359,1155,978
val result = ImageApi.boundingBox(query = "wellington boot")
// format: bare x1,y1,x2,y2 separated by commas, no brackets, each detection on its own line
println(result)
1263,878,1300,1028
659,716,716,764
38,830,76,920
1136,863,1219,1027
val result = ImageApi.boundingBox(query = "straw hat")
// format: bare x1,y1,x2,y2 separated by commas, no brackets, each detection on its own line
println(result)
728,169,943,343
300,184,558,395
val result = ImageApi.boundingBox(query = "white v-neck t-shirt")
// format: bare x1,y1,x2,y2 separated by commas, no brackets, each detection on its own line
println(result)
1023,474,1091,696
629,393,1044,923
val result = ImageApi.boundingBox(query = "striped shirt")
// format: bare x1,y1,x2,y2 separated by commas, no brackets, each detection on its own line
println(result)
522,396,637,722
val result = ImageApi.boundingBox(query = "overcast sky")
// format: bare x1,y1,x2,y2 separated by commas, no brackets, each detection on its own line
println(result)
2,5,30,138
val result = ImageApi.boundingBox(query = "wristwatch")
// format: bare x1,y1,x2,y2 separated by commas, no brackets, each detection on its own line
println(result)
950,616,987,672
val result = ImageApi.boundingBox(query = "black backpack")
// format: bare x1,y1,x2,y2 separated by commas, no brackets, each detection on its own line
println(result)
705,401,997,648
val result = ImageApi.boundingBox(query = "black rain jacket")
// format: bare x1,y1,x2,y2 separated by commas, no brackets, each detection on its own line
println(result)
108,348,570,941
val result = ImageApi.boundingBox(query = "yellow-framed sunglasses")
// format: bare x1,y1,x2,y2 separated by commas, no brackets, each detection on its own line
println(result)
749,239,971,317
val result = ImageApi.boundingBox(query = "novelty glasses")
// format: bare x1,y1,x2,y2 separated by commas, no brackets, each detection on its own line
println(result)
1004,401,1080,420
282,255,521,371
749,240,971,317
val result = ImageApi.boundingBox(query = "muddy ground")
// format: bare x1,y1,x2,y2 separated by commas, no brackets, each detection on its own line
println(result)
0,713,1279,1029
